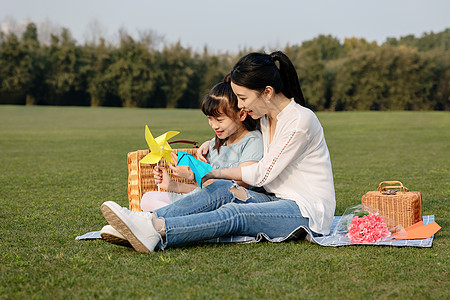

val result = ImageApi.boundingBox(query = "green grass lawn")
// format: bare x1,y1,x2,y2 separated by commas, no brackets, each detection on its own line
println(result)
0,105,448,299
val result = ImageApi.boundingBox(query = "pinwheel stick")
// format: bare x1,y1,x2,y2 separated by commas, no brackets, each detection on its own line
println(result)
156,162,160,191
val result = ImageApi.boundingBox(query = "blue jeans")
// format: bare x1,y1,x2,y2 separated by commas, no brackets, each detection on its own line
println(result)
154,180,309,249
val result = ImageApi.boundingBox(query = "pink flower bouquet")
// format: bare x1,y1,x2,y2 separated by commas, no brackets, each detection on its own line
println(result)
332,204,404,243
347,212,390,243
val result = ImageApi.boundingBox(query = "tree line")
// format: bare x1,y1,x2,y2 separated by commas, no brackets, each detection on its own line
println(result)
0,23,448,110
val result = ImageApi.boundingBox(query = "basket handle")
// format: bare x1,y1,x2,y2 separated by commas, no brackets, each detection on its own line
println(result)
168,140,199,148
377,181,409,193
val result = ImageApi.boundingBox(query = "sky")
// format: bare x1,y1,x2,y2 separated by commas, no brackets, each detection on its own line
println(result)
1,0,449,53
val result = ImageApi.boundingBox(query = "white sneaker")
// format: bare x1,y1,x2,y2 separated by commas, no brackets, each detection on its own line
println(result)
100,201,161,253
100,225,131,247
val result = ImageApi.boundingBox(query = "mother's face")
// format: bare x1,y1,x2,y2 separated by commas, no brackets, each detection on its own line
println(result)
231,82,268,119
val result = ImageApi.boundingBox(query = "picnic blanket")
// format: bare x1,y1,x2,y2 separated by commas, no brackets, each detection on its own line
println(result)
76,215,437,248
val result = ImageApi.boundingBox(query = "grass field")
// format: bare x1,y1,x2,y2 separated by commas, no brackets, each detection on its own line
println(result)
0,105,448,299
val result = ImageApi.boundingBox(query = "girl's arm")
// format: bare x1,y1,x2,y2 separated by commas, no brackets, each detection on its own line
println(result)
153,166,198,193
167,152,195,181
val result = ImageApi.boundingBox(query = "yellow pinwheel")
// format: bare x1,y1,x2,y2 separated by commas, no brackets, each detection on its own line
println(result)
140,125,180,164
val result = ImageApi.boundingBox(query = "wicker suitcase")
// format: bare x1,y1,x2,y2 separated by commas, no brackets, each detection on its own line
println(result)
361,181,422,228
127,140,199,212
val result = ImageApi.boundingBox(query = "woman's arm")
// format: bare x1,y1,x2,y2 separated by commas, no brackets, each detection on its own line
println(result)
205,129,310,187
233,161,258,188
202,161,258,187
244,128,313,187
202,166,242,183
196,140,210,163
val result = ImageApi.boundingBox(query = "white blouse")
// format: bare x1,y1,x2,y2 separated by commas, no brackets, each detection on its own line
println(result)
241,100,335,234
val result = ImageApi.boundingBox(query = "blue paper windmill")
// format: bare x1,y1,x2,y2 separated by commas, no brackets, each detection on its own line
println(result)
176,151,212,188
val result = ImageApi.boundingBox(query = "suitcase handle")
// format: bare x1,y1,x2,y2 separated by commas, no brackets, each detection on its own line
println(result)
377,181,409,193
168,140,199,148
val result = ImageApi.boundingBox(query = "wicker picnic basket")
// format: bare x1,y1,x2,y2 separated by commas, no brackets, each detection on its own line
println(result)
127,140,199,212
361,181,422,228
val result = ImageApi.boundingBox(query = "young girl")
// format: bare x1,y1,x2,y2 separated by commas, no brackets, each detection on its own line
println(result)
140,75,263,211
101,51,336,253
100,75,264,245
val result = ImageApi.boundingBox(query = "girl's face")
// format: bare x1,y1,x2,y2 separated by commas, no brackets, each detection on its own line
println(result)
207,109,244,141
231,82,268,119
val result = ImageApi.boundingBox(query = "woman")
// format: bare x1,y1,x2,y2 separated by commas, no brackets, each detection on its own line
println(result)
101,51,335,253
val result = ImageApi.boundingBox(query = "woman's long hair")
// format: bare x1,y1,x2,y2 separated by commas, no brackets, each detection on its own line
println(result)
230,51,305,106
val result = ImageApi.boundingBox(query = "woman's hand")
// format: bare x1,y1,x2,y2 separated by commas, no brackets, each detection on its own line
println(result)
201,170,216,185
201,167,243,185
196,141,210,163
168,152,195,181
153,166,173,191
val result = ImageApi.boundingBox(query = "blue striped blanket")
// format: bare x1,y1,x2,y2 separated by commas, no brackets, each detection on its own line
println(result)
76,215,436,248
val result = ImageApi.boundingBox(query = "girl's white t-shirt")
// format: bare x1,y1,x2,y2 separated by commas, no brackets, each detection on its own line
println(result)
241,100,336,235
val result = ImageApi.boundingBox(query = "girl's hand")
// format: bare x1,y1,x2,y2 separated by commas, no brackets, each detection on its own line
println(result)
168,152,195,181
196,141,210,163
153,166,173,191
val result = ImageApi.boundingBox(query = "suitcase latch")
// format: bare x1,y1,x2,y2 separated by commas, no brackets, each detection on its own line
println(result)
382,190,397,195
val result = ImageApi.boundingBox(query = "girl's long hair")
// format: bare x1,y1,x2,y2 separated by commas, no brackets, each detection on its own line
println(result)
201,74,258,153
